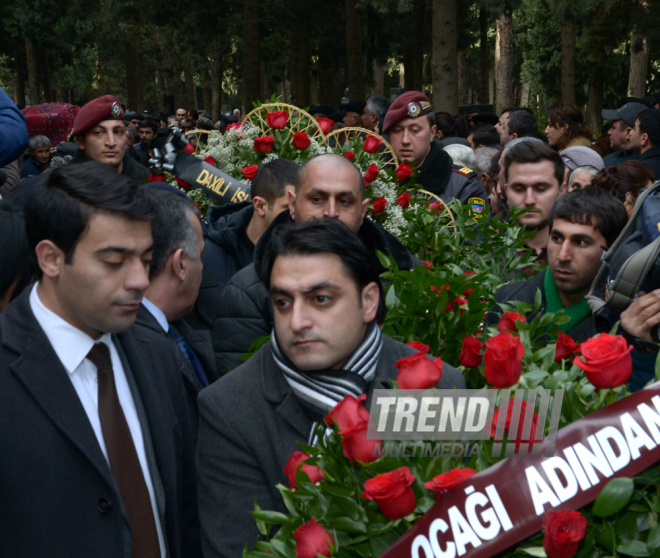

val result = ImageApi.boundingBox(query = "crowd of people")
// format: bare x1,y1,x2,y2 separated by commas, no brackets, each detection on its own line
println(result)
1,82,660,557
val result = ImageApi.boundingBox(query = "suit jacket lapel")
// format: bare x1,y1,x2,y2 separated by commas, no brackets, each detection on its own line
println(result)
3,291,114,488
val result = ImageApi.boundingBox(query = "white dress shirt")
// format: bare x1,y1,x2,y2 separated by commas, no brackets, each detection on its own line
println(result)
142,298,169,333
29,284,166,557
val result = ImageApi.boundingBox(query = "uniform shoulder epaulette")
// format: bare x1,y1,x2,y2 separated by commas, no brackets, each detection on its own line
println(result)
452,165,477,178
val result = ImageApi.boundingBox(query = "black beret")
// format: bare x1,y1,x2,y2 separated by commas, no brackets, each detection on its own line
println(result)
471,112,499,126
329,110,345,123
339,101,367,114
310,104,335,117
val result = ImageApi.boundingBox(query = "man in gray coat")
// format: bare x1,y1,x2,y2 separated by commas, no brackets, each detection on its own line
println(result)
196,220,465,558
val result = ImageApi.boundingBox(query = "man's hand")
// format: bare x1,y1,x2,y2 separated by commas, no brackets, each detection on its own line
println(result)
620,290,660,342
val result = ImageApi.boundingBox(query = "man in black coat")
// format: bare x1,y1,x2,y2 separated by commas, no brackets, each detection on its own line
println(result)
630,108,660,180
196,220,465,558
212,153,420,372
382,90,487,208
0,162,202,558
203,158,298,293
486,189,628,342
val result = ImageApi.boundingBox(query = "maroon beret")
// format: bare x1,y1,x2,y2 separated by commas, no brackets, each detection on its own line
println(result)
71,95,124,137
382,91,433,134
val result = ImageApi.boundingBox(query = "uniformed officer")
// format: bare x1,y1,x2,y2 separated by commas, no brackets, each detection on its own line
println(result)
382,91,487,214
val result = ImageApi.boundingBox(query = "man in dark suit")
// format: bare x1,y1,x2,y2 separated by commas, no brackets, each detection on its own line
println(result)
137,190,218,436
196,220,465,558
0,162,202,558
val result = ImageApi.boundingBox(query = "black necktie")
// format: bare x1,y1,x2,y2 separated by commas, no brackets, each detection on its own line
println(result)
87,343,160,558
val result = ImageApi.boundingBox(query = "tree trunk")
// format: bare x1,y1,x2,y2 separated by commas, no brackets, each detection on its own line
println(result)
628,31,649,98
413,0,425,91
479,6,489,104
14,42,26,107
184,60,196,110
243,0,261,112
403,46,414,91
345,0,365,100
317,47,334,105
586,70,604,137
430,0,458,114
561,15,576,104
299,32,311,107
520,81,530,107
371,59,385,97
495,5,514,111
200,66,212,115
289,28,301,103
40,49,52,102
212,56,223,121
457,49,467,106
25,37,41,105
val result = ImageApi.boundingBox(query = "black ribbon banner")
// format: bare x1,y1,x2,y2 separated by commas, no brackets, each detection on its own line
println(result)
381,383,660,558
173,151,250,204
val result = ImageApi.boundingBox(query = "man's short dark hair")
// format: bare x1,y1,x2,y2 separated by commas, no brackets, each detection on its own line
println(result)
507,109,537,138
149,190,199,279
503,141,564,187
295,154,364,200
262,219,382,303
24,162,158,277
637,109,660,146
471,125,500,147
188,109,198,122
549,188,627,248
139,119,158,133
0,200,35,304
251,159,299,206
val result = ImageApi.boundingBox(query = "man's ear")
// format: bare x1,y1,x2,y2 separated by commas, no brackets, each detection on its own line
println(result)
361,281,380,323
430,124,437,142
170,248,187,282
642,132,650,148
361,197,370,221
252,196,269,218
35,240,64,279
76,135,85,150
287,188,297,219
510,132,518,140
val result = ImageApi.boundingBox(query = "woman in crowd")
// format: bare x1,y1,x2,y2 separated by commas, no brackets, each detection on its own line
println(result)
0,200,35,311
435,112,468,140
545,104,592,152
590,160,654,218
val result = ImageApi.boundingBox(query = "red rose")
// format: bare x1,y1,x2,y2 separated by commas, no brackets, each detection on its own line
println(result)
497,311,526,333
396,192,412,208
573,333,633,388
175,177,192,190
362,467,416,520
395,161,413,182
203,155,216,166
148,173,165,182
183,142,195,154
283,450,324,489
445,296,467,314
491,399,538,451
364,163,379,183
395,351,442,389
428,201,442,215
484,332,524,387
422,261,432,269
424,468,477,501
371,197,387,215
254,136,275,154
292,131,312,150
459,336,484,368
316,117,334,135
430,285,448,296
227,121,242,131
294,518,334,558
340,421,381,464
241,165,259,181
542,510,588,558
462,270,476,297
344,151,355,162
406,341,430,353
363,135,382,153
555,332,579,363
325,393,369,431
266,110,289,129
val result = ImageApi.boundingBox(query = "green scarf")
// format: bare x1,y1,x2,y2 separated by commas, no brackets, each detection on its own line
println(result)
544,270,592,333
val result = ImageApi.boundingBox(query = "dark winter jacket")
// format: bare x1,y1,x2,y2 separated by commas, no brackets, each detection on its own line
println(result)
414,139,488,206
0,86,28,168
211,211,420,372
637,146,660,181
202,202,255,293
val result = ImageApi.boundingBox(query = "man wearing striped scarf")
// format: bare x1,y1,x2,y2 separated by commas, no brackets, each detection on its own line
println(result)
196,219,465,558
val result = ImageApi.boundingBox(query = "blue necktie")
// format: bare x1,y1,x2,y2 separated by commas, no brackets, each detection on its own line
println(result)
168,328,210,388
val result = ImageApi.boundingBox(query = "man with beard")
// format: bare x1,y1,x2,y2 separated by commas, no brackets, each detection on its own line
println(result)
486,188,627,342
501,141,567,268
